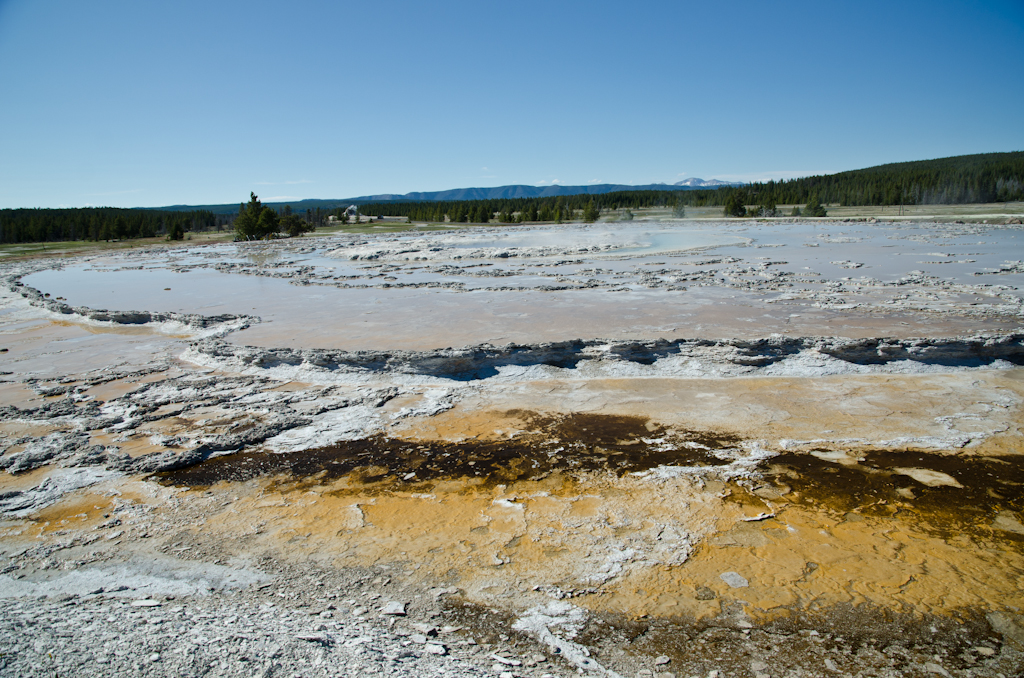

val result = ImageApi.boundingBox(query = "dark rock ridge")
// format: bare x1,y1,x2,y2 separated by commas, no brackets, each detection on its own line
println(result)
0,431,112,474
197,334,1024,380
4,276,254,331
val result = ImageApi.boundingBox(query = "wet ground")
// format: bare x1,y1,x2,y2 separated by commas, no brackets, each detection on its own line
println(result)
155,413,1024,547
18,219,1024,349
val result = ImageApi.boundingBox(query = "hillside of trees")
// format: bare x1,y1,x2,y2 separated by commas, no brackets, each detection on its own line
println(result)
2,152,1021,244
737,151,1024,207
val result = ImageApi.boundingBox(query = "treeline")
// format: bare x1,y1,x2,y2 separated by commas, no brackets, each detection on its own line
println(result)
0,202,329,245
0,208,224,244
348,191,660,223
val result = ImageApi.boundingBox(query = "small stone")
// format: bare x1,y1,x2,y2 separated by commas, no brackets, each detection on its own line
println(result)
149,653,160,662
531,653,547,663
423,643,447,655
381,601,406,615
131,599,161,607
719,572,749,588
974,646,996,656
654,673,676,678
924,663,950,677
411,633,428,644
490,653,522,666
751,660,768,672
499,673,514,678
824,658,839,672
296,634,332,646
432,586,459,598
655,655,671,665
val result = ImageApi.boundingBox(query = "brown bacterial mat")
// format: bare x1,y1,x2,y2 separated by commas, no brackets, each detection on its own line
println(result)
757,451,1024,539
156,412,739,488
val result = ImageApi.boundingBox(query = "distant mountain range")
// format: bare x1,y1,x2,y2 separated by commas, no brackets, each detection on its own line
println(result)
671,178,738,188
345,179,742,203
156,179,743,214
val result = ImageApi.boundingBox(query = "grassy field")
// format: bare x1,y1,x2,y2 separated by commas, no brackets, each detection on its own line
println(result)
0,231,238,262
807,201,1024,219
0,223,462,262
620,202,1024,222
315,222,453,236
639,201,1024,221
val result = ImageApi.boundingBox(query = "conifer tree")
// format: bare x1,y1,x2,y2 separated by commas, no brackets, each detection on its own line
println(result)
234,192,280,240
804,195,827,217
723,193,747,217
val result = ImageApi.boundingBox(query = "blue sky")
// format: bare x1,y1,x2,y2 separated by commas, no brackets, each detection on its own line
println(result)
1,0,1022,208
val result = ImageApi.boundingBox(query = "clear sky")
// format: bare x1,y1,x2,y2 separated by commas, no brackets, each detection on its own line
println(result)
1,0,1022,208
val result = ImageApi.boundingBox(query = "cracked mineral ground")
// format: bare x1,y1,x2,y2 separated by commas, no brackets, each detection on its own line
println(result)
3,219,1024,678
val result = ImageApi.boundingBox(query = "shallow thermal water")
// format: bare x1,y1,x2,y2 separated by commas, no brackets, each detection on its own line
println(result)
21,220,1024,351
439,224,746,254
